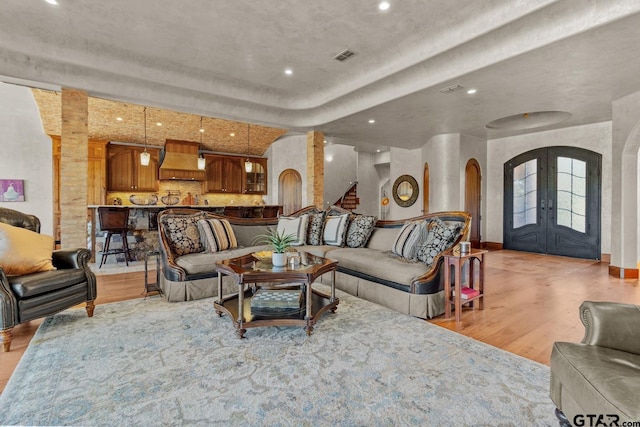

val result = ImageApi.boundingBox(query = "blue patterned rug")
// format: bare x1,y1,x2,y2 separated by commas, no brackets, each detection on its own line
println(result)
0,286,556,426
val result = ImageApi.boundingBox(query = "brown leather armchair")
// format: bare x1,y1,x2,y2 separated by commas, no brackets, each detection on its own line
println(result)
550,301,640,426
0,207,96,351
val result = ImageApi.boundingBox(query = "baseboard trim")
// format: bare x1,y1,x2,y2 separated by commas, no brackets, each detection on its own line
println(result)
600,253,611,263
608,265,639,279
482,242,503,250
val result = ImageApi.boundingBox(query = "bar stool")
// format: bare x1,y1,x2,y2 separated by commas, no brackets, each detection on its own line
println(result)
98,207,132,268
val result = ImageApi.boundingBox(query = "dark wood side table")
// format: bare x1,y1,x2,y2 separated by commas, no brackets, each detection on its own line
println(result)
143,250,163,298
443,247,488,322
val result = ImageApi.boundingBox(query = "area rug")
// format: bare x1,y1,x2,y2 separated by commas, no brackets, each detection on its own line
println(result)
0,286,557,426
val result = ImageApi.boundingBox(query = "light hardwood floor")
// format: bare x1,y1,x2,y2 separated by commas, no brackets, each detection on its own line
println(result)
1,249,639,394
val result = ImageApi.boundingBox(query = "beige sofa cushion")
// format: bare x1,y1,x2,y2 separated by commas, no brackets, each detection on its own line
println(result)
175,245,270,275
327,247,428,287
366,227,401,252
293,245,338,258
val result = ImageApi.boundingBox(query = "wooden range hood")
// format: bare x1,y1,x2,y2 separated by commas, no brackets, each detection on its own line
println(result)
158,139,206,181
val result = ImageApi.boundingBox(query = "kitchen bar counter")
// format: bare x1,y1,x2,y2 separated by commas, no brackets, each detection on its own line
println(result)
87,204,282,263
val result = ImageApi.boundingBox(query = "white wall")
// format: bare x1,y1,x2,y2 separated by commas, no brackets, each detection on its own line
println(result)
0,83,53,235
611,90,640,270
323,144,357,208
422,134,461,212
355,152,380,217
265,134,307,207
486,122,612,254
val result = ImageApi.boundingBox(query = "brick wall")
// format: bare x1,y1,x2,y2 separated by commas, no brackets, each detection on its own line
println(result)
60,88,89,249
306,131,324,209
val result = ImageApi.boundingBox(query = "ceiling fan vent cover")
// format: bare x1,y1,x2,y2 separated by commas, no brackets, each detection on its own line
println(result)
333,49,356,61
439,84,464,94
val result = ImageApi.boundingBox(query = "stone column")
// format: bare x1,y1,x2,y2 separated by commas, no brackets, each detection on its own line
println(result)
306,130,324,209
60,88,89,249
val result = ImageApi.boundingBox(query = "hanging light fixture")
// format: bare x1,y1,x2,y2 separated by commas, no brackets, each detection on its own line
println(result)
244,123,253,173
140,107,151,166
198,116,206,170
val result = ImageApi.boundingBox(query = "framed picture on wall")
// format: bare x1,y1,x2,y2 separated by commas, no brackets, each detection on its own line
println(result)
0,180,25,202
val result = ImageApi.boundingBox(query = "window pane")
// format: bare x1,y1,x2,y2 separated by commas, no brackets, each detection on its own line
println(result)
513,159,537,228
556,157,586,233
557,156,572,174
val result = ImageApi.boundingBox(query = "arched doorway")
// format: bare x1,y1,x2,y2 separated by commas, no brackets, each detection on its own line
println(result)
504,146,601,259
278,169,302,215
465,159,481,248
422,163,429,214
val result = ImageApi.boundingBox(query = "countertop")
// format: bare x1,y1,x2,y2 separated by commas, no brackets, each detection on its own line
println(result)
87,205,280,209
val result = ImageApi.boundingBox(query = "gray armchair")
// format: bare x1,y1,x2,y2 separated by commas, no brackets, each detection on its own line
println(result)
0,207,96,351
550,301,640,426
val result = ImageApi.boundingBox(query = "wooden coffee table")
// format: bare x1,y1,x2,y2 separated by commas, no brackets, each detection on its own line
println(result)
214,252,339,338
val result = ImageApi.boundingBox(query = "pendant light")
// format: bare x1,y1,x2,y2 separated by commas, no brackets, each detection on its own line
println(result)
244,123,253,173
197,116,206,170
140,106,151,166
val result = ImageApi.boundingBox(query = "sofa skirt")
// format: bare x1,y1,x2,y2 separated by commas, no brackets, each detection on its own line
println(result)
160,274,241,302
321,271,445,319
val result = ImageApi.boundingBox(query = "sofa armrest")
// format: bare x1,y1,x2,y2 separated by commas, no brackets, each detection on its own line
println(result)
580,300,640,354
52,248,91,270
158,246,189,281
0,268,18,329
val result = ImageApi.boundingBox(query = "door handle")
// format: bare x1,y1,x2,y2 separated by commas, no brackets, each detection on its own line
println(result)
541,199,545,210
548,200,553,210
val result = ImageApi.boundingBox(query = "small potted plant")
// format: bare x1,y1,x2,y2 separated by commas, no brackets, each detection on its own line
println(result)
253,228,297,267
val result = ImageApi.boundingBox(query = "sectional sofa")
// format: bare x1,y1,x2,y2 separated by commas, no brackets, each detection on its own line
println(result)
157,206,471,319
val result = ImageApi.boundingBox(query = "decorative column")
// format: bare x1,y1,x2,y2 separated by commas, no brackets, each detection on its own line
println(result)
60,88,89,249
306,130,324,209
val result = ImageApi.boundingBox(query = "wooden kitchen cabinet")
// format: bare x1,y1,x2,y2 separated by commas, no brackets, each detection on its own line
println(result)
107,144,159,192
87,140,107,205
202,154,243,193
244,157,267,194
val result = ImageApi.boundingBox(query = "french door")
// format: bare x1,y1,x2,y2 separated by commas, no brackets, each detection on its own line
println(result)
503,147,601,259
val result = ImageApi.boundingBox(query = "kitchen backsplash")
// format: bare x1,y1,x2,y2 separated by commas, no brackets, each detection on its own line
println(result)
107,180,264,206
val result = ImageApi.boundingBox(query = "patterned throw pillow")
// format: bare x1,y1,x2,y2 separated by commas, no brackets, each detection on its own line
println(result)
323,213,350,246
306,212,326,246
160,213,205,256
345,215,377,248
416,218,463,267
391,220,427,260
198,218,238,252
276,214,309,246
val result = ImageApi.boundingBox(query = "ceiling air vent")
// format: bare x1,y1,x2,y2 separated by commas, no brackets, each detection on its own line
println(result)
333,49,356,62
439,84,464,94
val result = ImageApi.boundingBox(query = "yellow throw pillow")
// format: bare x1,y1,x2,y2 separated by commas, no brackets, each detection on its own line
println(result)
0,222,55,275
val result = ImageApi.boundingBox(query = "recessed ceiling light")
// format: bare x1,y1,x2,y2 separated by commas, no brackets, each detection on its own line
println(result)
378,1,390,11
199,128,205,133
368,119,376,124
325,155,333,162
156,122,162,126
284,68,293,75
376,149,381,153
45,0,58,5
230,133,235,137
323,140,327,144
467,88,477,94
116,117,123,121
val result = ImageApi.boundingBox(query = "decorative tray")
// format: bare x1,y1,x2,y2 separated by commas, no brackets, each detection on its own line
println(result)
129,194,158,205
252,251,272,261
